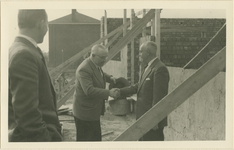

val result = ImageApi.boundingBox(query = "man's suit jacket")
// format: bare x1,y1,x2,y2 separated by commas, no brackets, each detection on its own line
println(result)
120,58,169,128
8,37,62,142
73,58,112,121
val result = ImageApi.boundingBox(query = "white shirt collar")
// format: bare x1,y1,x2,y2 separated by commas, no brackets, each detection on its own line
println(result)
18,34,38,48
148,57,157,67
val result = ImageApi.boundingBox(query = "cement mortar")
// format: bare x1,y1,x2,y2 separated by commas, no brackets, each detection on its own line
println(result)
164,67,225,140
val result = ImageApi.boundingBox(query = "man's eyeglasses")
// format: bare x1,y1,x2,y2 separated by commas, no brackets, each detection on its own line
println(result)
94,54,108,60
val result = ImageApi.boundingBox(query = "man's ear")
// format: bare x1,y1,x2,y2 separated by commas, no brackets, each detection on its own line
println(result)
36,20,45,29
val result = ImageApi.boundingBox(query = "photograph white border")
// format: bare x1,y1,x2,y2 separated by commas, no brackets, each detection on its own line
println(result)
1,0,233,149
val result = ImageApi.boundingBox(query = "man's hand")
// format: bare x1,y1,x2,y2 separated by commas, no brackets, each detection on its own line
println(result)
152,124,159,131
110,76,117,84
109,88,120,99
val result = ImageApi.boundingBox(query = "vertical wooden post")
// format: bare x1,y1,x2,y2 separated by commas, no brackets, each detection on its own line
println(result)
123,9,127,36
151,15,155,37
104,10,108,47
130,9,135,85
142,9,146,37
100,17,103,39
155,9,161,59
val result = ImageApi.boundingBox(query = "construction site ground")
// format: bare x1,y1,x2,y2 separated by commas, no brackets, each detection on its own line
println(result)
58,97,136,141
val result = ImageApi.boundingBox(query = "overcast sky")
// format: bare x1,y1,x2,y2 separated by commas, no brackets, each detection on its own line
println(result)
48,9,226,21
6,9,226,52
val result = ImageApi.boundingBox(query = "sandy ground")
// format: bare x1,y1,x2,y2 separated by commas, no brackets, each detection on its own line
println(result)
58,97,136,141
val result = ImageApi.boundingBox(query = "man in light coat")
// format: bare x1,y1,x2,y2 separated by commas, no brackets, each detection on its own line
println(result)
73,44,118,141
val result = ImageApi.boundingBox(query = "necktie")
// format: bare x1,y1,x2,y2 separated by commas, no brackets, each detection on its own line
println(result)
98,67,103,77
36,47,46,66
140,64,148,82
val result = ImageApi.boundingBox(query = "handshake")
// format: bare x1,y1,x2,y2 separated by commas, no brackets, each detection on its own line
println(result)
109,88,120,99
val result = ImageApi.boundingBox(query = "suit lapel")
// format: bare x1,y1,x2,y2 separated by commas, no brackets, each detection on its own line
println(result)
15,37,57,106
138,58,160,92
88,58,105,88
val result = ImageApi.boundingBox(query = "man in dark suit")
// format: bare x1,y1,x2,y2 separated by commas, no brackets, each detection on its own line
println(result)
72,44,118,141
119,41,170,141
8,10,62,142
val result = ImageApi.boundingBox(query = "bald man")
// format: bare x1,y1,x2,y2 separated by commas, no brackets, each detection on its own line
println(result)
72,44,118,141
119,41,170,141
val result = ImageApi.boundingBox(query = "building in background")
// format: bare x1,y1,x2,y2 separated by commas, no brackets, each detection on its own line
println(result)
48,9,100,67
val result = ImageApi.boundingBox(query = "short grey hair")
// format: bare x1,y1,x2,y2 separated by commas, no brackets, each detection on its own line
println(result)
144,41,157,56
91,44,107,55
18,9,47,29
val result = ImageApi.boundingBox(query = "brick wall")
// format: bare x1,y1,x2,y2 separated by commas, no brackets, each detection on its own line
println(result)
160,19,226,68
102,18,226,83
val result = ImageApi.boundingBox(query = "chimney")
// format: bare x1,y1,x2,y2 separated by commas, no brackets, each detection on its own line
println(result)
72,9,77,22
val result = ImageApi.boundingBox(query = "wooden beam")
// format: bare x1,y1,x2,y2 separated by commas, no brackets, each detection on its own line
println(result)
183,23,226,69
100,17,104,40
57,78,75,98
49,21,130,79
114,47,226,141
135,9,150,16
57,86,75,109
105,30,123,48
106,9,155,63
151,18,155,36
104,10,108,46
130,9,135,85
123,9,127,36
142,9,146,37
155,9,161,58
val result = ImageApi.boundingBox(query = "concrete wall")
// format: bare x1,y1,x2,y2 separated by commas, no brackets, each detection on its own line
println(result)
102,46,128,79
164,67,225,140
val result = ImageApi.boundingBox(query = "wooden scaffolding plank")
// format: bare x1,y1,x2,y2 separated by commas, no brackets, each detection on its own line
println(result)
130,9,135,85
183,23,226,69
114,47,226,141
106,9,155,63
155,9,161,59
105,30,123,48
57,86,75,109
135,9,150,16
50,21,130,79
123,9,127,36
58,77,75,98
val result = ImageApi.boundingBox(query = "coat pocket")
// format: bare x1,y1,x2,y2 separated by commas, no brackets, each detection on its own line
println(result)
81,101,94,109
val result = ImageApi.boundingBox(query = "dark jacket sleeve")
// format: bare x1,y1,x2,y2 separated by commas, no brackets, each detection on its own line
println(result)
120,83,138,97
9,51,61,141
77,68,109,99
103,72,112,83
